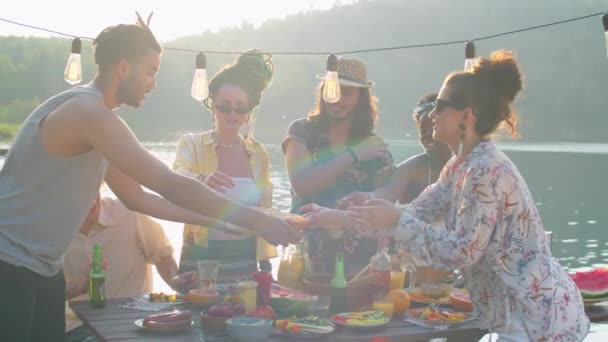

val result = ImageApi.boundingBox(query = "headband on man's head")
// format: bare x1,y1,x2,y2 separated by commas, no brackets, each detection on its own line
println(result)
413,101,435,115
135,11,154,29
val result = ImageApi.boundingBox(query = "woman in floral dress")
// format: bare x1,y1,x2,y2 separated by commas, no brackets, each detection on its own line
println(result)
306,51,589,341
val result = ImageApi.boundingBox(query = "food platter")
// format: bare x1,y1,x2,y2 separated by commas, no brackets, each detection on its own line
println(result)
273,316,335,339
409,293,451,306
134,318,193,332
404,307,474,327
330,311,390,330
142,292,187,303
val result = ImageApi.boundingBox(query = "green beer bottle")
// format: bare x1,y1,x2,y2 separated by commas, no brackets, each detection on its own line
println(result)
89,244,106,308
329,252,347,315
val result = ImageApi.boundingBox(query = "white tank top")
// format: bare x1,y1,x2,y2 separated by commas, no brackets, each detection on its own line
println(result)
208,177,261,241
0,85,108,276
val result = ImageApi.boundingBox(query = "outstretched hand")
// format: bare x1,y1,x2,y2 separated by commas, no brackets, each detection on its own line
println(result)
352,137,389,162
199,171,235,193
301,203,363,231
337,192,372,209
258,215,302,247
171,271,198,293
348,198,402,231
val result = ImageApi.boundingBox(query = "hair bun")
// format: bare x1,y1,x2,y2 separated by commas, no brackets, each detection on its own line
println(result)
472,50,522,104
207,48,275,111
232,48,273,93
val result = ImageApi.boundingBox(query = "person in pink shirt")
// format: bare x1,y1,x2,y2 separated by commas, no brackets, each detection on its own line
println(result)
63,193,197,341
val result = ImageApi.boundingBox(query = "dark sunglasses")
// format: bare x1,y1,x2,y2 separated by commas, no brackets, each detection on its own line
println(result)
433,99,468,113
214,103,252,115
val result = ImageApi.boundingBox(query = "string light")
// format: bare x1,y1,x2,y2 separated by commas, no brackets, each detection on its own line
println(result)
0,12,606,92
1,12,604,56
191,52,209,102
322,54,341,104
464,41,476,71
602,14,608,59
64,37,82,85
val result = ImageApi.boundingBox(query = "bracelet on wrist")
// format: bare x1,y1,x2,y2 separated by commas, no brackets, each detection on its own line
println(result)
346,147,359,165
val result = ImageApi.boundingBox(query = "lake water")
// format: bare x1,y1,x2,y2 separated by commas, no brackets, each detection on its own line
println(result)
131,140,608,293
3,140,608,339
1,140,607,293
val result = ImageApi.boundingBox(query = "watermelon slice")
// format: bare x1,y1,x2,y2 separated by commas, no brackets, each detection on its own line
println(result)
270,283,316,319
570,268,608,299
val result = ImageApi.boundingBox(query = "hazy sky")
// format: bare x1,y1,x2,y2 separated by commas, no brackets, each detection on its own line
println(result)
0,0,352,42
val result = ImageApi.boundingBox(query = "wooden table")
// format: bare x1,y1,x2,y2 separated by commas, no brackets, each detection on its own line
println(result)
70,298,487,342
586,303,608,323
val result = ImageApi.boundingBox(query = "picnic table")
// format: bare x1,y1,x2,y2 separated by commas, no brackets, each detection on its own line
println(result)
586,303,608,323
70,298,487,341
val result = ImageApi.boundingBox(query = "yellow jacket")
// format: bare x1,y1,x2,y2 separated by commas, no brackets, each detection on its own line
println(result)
172,130,277,260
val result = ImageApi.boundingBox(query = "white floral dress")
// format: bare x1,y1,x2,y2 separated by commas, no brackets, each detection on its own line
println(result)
394,140,589,341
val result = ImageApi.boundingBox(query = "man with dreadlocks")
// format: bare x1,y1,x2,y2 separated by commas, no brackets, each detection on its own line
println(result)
0,13,300,341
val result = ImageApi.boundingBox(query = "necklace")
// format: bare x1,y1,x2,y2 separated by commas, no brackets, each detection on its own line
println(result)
212,131,242,149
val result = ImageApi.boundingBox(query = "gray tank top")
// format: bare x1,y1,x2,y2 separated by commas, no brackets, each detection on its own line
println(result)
0,85,108,276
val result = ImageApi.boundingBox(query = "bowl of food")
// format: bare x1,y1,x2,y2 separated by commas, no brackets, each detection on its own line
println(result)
420,283,452,298
201,300,247,334
450,291,473,312
187,289,221,306
415,266,452,286
226,317,274,342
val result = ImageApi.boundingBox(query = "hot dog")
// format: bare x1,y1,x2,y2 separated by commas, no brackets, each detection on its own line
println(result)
144,318,192,329
143,310,189,323
143,310,192,328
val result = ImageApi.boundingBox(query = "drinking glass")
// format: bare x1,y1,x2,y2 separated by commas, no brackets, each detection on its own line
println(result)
197,260,219,290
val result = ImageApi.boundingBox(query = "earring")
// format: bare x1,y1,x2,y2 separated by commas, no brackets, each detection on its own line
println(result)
243,112,257,140
458,121,465,156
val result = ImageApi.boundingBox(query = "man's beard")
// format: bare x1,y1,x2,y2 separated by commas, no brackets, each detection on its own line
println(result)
326,109,353,122
117,77,141,107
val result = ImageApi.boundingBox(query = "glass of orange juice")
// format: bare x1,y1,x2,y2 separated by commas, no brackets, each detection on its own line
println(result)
372,295,394,319
390,252,416,292
389,270,405,291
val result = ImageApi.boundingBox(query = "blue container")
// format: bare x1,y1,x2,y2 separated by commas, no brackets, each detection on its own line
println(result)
226,317,274,342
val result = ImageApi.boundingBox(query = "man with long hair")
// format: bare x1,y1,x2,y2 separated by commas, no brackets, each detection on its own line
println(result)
282,57,393,274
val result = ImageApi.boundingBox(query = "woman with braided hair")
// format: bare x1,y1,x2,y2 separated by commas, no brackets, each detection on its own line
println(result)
173,49,278,281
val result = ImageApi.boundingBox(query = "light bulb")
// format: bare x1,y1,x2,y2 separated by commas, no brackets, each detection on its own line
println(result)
464,41,475,71
603,14,608,59
322,54,341,103
64,38,82,85
191,53,209,101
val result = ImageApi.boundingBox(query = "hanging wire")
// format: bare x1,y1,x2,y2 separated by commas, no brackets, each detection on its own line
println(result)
0,16,84,39
0,12,605,55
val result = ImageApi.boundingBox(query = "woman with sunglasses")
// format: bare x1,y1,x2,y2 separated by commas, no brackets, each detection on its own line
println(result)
338,93,452,207
332,93,454,286
172,49,277,282
308,51,589,341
